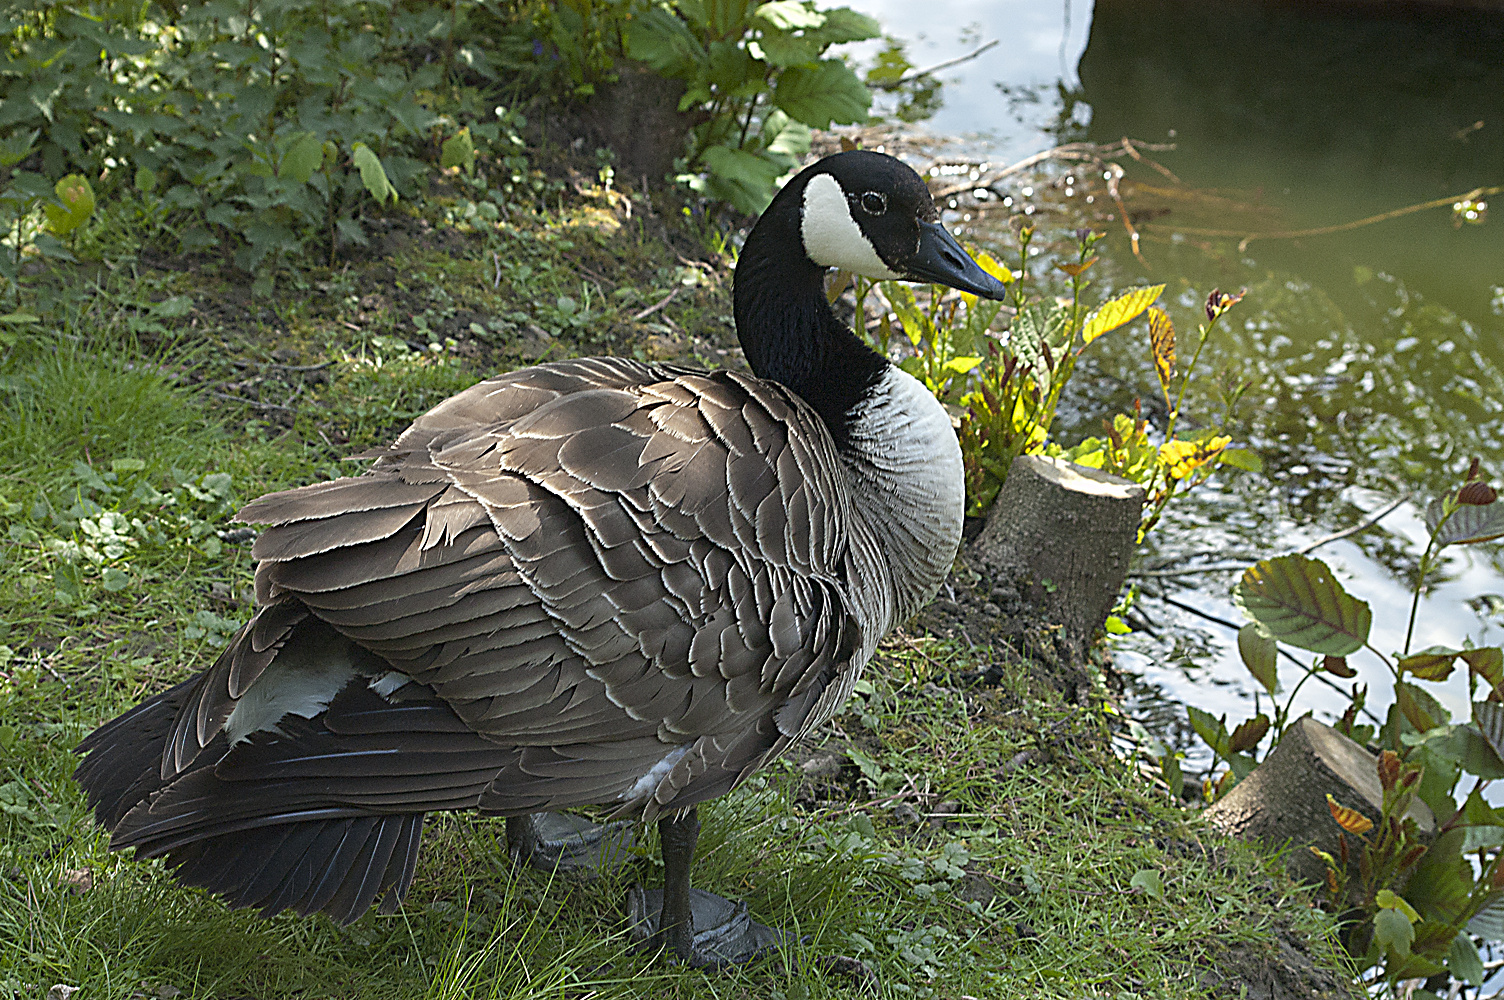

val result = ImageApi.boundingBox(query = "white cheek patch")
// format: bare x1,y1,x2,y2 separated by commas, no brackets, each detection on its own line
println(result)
800,173,901,279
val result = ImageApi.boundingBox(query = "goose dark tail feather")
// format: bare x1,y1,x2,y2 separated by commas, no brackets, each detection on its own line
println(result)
73,668,510,924
161,812,424,923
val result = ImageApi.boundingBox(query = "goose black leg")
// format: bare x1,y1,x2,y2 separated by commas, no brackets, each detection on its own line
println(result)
505,812,635,877
626,806,793,966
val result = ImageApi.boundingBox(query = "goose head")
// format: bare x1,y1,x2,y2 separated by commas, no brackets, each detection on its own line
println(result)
733,151,1007,438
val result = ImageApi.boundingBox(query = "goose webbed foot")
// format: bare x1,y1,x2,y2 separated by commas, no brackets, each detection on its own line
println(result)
505,812,636,878
625,806,796,967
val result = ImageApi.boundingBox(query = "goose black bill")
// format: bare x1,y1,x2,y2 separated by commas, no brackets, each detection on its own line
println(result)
906,221,1009,300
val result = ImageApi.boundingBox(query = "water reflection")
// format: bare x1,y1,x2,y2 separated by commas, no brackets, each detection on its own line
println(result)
911,1,1504,765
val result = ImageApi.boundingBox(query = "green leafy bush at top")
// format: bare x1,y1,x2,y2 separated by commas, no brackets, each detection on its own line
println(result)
0,0,539,295
1178,460,1504,991
622,0,879,213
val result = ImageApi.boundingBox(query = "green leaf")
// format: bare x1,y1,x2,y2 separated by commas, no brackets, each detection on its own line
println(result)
624,7,705,75
0,313,39,325
0,129,37,168
1219,448,1263,472
1448,930,1484,986
1406,722,1504,780
773,60,871,128
1469,892,1504,941
754,1,826,31
1459,788,1504,852
1128,869,1163,900
1395,681,1447,733
134,166,157,193
752,30,820,67
806,7,880,44
278,131,324,183
42,174,95,237
1400,645,1462,682
1463,647,1504,696
1373,908,1415,958
1406,829,1473,925
700,145,786,214
351,143,398,205
1104,615,1131,635
101,567,130,592
1475,701,1504,766
1376,889,1421,923
1187,706,1231,759
1236,623,1278,694
1427,497,1504,546
440,128,476,174
1234,554,1371,656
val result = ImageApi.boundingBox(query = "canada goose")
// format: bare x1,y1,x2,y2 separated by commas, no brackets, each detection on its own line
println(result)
74,150,1009,966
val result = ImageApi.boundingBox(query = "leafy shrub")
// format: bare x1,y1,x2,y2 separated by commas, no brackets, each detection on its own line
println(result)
624,0,878,213
1181,462,1504,990
1,0,540,293
848,227,1257,526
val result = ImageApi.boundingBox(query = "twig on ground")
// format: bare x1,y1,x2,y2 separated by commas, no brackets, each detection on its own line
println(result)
631,287,680,321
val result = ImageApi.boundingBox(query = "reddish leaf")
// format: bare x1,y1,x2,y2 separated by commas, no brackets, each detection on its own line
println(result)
1323,655,1357,678
1228,714,1270,753
1327,794,1374,835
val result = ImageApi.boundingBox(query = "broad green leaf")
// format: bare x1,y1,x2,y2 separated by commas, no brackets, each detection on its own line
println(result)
1237,623,1278,694
1407,829,1473,925
1400,645,1462,681
1406,722,1504,780
1234,554,1371,656
623,7,706,74
1469,892,1504,941
1396,681,1446,733
1373,908,1414,958
1459,789,1504,852
1426,497,1504,546
701,145,785,214
351,143,398,205
42,174,95,236
1219,448,1263,472
440,128,476,174
1465,647,1504,696
278,131,324,183
774,60,871,128
754,1,825,30
1187,706,1231,759
806,7,880,44
753,29,820,67
1476,701,1504,764
1128,868,1163,900
1081,283,1164,345
134,166,157,192
1448,930,1485,986
1376,889,1421,922
0,129,37,168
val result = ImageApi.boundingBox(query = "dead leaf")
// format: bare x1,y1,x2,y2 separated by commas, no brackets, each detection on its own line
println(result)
60,868,92,894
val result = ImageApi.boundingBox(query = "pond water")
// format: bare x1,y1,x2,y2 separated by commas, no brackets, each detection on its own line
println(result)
852,0,1504,769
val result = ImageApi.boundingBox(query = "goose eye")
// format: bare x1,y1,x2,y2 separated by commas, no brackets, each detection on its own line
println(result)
859,191,886,215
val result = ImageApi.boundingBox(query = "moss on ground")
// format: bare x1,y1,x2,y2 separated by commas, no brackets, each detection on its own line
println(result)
0,171,1358,999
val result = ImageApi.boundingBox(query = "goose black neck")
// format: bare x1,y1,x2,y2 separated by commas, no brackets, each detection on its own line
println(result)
733,193,888,450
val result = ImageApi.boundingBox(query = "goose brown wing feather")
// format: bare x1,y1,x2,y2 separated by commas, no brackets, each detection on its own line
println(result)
233,357,866,812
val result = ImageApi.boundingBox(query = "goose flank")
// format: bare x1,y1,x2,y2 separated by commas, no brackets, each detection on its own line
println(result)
74,150,1010,966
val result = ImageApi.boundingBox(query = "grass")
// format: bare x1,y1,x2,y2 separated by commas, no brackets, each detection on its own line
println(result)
0,190,1358,1000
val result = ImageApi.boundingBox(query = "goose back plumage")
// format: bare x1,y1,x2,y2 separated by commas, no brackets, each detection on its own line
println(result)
86,357,884,873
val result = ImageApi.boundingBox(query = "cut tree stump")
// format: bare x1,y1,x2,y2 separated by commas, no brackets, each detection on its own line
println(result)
970,455,1145,657
1203,717,1435,888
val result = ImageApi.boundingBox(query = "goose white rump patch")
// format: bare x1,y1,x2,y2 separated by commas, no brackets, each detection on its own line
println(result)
800,173,900,279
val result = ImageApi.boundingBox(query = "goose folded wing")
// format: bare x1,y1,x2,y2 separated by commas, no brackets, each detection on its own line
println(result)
235,358,866,813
